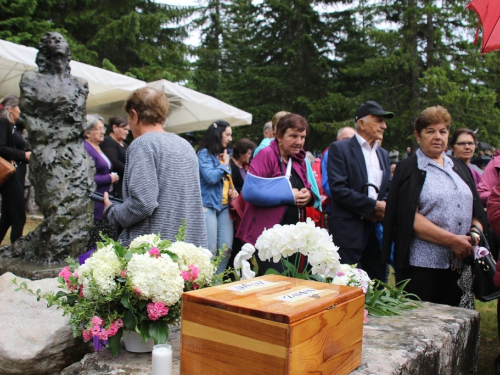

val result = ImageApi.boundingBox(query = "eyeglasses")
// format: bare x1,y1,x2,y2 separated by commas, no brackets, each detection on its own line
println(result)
455,142,475,147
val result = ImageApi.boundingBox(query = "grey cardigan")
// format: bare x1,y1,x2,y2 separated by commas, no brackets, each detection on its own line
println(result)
105,132,208,248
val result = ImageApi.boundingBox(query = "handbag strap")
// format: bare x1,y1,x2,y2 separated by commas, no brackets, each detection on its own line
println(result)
470,226,490,250
279,156,292,179
226,173,235,192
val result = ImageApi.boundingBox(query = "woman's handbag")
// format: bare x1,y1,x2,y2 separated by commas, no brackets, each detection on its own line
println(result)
471,228,500,302
0,157,16,186
226,174,246,231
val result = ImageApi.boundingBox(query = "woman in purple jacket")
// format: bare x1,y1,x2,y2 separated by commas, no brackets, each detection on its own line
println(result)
236,114,313,275
83,114,120,251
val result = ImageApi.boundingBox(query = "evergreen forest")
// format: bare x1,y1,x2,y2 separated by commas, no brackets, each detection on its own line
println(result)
1,0,499,152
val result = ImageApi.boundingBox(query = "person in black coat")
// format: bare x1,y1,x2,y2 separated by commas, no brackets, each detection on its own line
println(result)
229,138,256,193
0,95,31,244
382,105,486,307
100,116,129,199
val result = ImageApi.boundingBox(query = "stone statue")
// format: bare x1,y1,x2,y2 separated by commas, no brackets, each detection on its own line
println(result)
233,243,256,280
12,31,94,262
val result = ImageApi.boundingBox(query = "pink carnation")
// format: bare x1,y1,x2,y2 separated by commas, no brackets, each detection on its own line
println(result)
147,302,169,321
181,270,191,281
121,269,127,278
115,318,124,328
90,325,100,336
107,324,118,337
182,265,200,282
149,247,160,257
192,283,199,290
92,316,103,327
189,265,200,280
134,287,141,295
82,329,92,342
59,267,71,280
59,267,78,290
79,286,84,297
98,330,109,341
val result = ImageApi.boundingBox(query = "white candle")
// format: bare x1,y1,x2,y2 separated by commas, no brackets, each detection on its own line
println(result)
152,344,172,375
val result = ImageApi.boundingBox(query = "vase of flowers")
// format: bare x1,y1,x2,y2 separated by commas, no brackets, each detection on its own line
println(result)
123,330,155,352
14,224,216,355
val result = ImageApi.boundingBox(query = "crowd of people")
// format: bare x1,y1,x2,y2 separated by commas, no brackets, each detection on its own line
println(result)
2,85,500,370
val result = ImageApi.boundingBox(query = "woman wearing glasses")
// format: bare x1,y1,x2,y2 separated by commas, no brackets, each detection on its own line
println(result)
449,129,482,186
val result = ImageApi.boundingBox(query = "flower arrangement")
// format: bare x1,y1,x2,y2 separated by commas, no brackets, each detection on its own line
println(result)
331,264,373,294
254,218,341,279
13,224,216,355
248,219,422,319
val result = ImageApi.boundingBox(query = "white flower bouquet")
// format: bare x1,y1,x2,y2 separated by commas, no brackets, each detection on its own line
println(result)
255,218,341,280
331,264,373,294
14,224,216,355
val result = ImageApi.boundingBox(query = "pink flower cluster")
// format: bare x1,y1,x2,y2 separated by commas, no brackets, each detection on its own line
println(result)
82,316,124,342
147,302,169,321
149,247,160,258
181,265,200,282
59,267,79,291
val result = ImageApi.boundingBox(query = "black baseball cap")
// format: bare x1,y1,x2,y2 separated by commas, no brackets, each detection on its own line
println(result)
354,101,394,122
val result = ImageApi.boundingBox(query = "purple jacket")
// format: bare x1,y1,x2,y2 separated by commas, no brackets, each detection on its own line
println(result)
477,148,500,205
236,139,311,245
83,139,112,220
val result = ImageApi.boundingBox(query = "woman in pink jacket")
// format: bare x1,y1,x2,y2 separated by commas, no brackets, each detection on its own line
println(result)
236,114,314,275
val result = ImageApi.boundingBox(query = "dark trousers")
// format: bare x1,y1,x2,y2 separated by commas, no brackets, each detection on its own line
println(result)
397,266,462,307
338,223,387,282
0,165,26,243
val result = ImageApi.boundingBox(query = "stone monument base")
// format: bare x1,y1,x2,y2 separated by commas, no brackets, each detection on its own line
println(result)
0,257,68,280
61,302,479,375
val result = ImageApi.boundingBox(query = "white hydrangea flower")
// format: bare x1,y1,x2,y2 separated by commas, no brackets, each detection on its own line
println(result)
77,244,122,299
126,253,184,306
129,234,160,249
255,218,341,276
331,264,372,294
167,242,215,285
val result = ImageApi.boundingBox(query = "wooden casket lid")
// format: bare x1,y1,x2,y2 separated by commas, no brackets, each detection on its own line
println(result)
182,274,364,324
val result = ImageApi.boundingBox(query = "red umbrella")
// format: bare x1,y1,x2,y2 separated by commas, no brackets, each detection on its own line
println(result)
467,0,500,54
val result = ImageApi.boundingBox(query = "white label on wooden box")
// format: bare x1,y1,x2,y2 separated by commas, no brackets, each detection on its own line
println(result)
226,280,276,293
275,288,320,302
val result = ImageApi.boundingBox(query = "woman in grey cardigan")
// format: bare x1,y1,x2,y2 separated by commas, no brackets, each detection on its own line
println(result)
103,88,207,248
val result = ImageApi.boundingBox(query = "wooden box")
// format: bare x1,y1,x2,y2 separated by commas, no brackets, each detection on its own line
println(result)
180,274,364,375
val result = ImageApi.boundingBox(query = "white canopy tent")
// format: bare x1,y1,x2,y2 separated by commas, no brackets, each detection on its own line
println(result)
147,79,252,133
0,39,146,119
0,39,252,133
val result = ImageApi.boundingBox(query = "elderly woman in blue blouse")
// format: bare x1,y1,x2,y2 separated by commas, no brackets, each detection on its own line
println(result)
382,106,486,307
198,120,238,274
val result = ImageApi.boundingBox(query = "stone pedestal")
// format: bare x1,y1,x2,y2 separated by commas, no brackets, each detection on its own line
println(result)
61,302,479,375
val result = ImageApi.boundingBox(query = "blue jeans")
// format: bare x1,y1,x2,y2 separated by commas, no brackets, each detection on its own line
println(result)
203,205,233,274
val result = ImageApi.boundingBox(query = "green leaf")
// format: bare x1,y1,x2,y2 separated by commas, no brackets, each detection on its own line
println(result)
124,310,138,331
139,321,150,342
264,268,280,275
121,294,133,310
308,274,325,283
149,321,169,344
108,329,123,356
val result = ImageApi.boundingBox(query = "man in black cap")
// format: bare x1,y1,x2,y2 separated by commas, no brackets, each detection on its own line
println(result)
327,101,394,281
